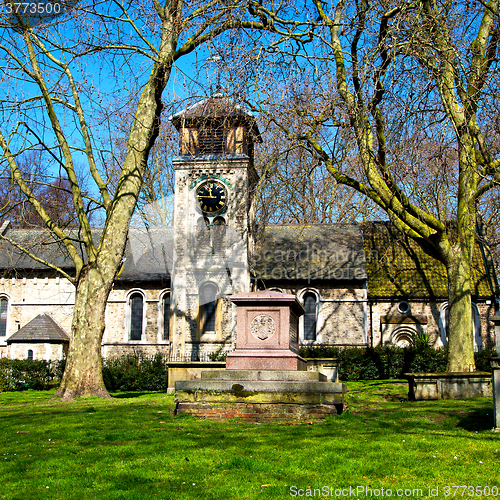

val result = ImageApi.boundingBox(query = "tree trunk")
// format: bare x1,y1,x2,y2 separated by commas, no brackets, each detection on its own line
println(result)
445,250,476,372
54,266,113,400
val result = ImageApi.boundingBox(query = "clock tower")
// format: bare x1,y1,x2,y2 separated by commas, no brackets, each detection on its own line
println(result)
169,93,261,360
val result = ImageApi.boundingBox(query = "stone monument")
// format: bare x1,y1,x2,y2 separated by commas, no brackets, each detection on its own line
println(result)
225,291,307,371
175,291,347,421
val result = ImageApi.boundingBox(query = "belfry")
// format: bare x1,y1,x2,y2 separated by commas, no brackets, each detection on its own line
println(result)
169,93,262,361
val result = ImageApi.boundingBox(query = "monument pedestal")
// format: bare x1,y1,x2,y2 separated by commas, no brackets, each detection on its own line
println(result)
225,291,307,371
175,291,346,421
225,350,307,371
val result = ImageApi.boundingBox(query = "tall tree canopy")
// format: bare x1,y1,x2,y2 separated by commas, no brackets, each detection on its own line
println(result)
0,0,275,399
230,0,500,371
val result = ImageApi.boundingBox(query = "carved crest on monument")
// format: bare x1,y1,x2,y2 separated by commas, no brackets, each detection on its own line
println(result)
250,314,276,341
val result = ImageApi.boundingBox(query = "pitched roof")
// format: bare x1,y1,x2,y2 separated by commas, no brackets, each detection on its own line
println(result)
171,93,255,121
0,229,78,270
0,227,173,281
252,224,367,281
0,223,494,299
120,227,173,281
7,313,70,344
362,221,493,299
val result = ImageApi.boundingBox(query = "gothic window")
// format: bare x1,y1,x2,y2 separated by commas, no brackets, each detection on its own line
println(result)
303,292,318,341
162,292,170,341
199,282,218,334
27,349,33,360
129,292,144,341
0,297,8,338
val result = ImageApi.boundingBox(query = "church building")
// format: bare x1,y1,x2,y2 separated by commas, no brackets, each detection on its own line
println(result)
0,94,497,361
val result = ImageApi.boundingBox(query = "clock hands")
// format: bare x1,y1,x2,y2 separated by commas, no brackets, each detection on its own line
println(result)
199,184,217,199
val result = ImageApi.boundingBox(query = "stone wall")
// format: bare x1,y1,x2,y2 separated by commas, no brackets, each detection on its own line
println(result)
261,282,368,347
0,274,496,361
8,342,67,361
103,282,170,353
0,274,74,359
0,275,174,361
368,299,496,349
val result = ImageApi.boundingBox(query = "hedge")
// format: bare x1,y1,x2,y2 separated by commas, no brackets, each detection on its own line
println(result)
1,346,496,392
0,354,169,393
0,358,64,391
102,353,168,392
299,345,497,381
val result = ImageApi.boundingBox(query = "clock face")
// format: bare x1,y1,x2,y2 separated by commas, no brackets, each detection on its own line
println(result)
196,180,228,214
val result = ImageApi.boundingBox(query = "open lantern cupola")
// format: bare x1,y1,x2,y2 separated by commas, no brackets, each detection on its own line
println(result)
170,92,262,159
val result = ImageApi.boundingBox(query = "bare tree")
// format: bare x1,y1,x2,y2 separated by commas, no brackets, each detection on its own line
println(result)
1,152,93,229
0,0,271,400
252,114,382,225
233,0,500,371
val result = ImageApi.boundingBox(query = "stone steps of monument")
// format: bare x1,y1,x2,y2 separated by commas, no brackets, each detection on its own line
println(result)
176,379,345,394
200,369,327,382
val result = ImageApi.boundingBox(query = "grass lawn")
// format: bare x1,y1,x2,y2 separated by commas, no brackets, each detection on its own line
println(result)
0,380,498,500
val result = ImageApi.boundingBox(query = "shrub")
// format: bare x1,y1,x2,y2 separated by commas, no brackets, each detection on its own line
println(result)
475,347,497,372
299,344,492,381
102,353,168,392
0,358,57,390
209,345,228,361
0,360,7,393
53,359,66,381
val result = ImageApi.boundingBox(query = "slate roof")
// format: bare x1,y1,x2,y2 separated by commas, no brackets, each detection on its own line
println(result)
0,229,80,270
0,223,494,299
7,313,70,344
362,221,493,299
121,227,173,281
252,224,367,281
0,227,174,281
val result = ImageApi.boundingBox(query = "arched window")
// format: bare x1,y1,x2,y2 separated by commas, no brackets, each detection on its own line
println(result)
162,292,170,341
303,292,318,341
27,349,33,360
196,217,210,248
129,293,144,341
0,297,8,338
390,326,420,348
212,217,226,253
199,282,218,334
